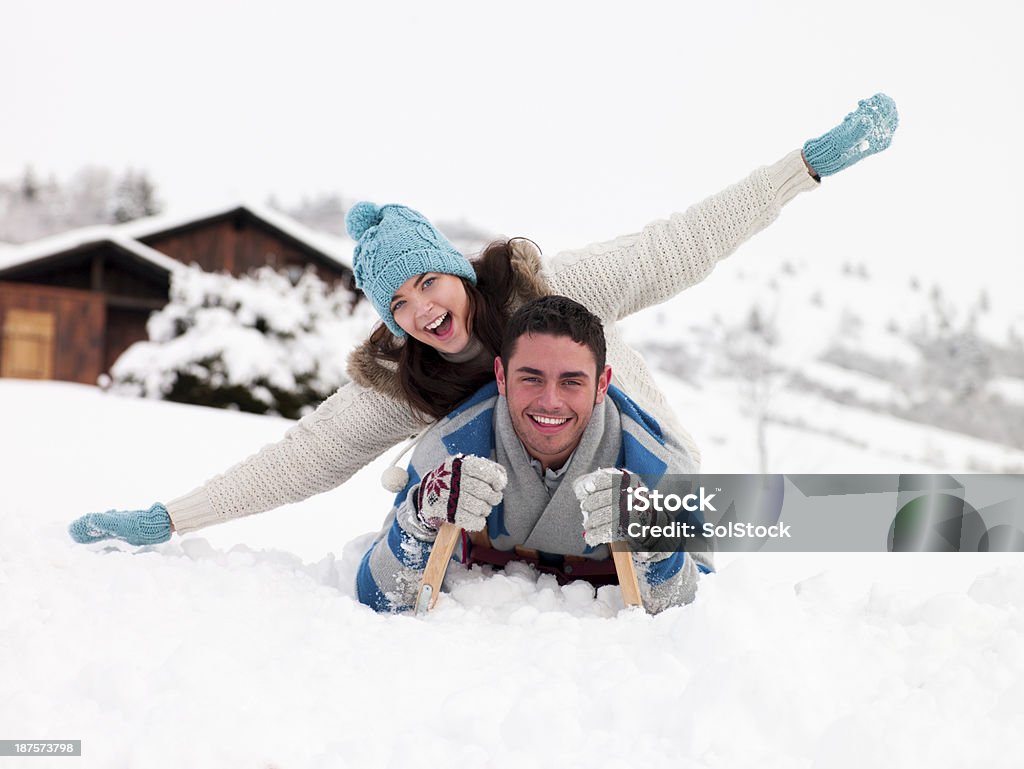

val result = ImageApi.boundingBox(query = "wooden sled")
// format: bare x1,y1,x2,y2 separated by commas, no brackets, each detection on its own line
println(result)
414,523,643,614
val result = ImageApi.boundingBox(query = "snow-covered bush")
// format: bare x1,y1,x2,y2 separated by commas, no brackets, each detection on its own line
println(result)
108,265,375,418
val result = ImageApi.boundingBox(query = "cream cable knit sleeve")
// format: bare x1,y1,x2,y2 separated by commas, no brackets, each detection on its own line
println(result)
166,150,816,535
167,381,421,534
543,150,816,321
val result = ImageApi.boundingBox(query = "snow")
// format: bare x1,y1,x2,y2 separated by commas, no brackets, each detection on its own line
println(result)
0,227,183,275
795,359,905,407
119,200,355,269
988,377,1024,407
658,372,1024,474
618,249,1024,457
3,378,1024,768
0,201,354,277
108,266,373,413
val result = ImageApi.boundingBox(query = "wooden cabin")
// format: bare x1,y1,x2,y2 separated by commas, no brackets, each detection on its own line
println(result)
0,205,354,386
128,203,355,290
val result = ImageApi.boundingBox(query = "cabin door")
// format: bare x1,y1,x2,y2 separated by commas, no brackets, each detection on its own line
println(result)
1,308,56,379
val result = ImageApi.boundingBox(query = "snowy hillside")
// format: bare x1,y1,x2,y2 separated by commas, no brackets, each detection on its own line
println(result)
622,251,1024,460
3,379,1024,768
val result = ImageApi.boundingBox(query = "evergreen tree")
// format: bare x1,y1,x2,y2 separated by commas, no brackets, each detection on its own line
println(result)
20,165,40,201
107,265,368,418
113,169,162,223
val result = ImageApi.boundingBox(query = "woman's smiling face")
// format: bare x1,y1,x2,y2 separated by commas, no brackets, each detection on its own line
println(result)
390,272,472,354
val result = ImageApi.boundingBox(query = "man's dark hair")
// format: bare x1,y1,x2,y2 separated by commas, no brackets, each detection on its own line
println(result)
501,295,606,374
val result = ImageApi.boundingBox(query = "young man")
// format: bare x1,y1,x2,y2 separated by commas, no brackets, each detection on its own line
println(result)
357,296,714,614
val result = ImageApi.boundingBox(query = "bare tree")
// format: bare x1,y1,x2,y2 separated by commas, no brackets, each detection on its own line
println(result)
719,304,782,473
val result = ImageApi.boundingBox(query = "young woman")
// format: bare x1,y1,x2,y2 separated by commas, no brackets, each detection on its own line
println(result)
69,94,898,546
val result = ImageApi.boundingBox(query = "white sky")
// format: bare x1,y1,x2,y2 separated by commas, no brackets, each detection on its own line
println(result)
2,0,1022,296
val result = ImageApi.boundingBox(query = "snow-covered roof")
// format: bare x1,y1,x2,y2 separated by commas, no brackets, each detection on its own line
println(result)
0,225,184,276
120,201,354,270
0,201,355,279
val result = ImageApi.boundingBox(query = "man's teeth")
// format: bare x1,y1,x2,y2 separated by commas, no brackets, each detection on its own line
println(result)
425,312,448,331
532,415,569,426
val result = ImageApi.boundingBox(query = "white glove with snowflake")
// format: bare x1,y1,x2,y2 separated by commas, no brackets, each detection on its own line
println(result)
413,454,507,534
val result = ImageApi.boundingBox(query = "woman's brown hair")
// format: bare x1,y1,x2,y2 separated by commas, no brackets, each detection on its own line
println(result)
364,239,523,419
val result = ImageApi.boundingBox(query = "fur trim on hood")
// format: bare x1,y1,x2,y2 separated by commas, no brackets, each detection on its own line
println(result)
346,238,550,399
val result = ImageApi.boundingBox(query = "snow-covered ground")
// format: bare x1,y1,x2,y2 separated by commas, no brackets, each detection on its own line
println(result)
3,378,1024,768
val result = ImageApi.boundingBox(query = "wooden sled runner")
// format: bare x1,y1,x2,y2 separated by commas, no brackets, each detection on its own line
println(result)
414,522,643,614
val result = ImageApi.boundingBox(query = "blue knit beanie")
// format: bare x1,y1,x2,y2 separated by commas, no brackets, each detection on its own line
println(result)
346,202,477,337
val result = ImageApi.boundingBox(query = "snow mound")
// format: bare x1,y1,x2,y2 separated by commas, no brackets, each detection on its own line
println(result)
4,381,1024,767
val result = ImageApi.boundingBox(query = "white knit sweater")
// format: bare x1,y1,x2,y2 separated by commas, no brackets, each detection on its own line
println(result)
167,150,818,533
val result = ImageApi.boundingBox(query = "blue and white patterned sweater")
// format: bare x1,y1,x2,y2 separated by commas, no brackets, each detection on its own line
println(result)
357,383,714,613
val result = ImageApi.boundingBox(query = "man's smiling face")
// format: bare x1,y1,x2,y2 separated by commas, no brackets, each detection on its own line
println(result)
495,332,612,471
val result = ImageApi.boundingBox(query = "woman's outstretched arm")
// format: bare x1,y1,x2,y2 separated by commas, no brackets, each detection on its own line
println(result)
69,381,423,544
165,381,422,534
543,149,818,321
544,94,897,323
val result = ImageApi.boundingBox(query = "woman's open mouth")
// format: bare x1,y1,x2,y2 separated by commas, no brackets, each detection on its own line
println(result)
424,312,454,339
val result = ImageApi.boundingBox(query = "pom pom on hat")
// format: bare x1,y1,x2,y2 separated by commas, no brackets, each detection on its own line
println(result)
346,201,382,240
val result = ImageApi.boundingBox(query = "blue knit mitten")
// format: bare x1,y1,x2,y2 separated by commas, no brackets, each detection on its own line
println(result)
68,503,172,546
802,93,899,177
